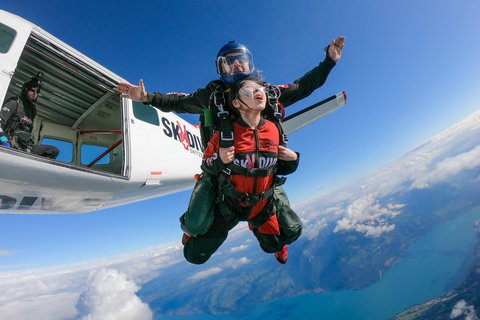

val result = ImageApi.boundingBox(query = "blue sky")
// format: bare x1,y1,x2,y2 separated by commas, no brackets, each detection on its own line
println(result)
1,0,480,271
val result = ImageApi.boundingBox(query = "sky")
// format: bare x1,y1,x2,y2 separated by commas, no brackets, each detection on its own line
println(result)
1,0,480,275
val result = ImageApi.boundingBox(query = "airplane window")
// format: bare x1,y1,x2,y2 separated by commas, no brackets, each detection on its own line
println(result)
81,144,110,165
0,23,17,54
132,100,159,126
41,138,73,163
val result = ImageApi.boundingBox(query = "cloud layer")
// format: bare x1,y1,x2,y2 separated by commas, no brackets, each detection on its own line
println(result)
298,109,480,238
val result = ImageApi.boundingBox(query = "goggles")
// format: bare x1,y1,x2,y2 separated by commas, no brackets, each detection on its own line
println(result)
29,87,40,93
238,83,265,97
225,54,249,65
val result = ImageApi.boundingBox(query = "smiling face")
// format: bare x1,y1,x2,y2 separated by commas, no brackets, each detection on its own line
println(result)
226,52,251,74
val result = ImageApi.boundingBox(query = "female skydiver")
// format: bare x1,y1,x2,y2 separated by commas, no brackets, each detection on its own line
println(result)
182,77,302,264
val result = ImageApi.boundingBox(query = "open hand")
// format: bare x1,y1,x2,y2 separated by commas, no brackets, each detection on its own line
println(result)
327,36,345,63
117,79,148,103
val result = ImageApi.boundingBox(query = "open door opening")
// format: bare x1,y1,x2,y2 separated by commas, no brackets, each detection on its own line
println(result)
3,29,128,177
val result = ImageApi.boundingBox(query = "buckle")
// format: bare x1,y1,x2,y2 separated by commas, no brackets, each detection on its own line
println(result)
220,131,234,141
222,167,232,176
259,191,266,201
217,110,229,118
213,89,225,110
242,193,250,205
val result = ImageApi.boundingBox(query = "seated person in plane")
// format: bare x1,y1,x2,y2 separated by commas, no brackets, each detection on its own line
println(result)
0,72,59,159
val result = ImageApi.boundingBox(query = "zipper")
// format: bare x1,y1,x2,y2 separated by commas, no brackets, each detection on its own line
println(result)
253,127,259,193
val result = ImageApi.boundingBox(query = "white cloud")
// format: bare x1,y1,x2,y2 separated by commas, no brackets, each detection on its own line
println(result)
333,193,404,237
76,268,153,320
230,244,249,253
326,206,344,215
474,220,480,233
188,267,223,281
0,242,184,320
411,145,480,189
450,299,479,319
222,257,250,269
303,217,328,240
0,292,79,320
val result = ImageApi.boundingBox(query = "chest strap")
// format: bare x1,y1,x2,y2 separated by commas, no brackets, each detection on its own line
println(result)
218,168,286,206
225,163,277,177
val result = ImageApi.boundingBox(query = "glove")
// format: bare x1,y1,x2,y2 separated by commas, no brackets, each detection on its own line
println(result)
0,134,11,148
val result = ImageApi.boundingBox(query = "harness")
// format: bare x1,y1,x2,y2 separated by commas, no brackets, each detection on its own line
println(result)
216,163,287,229
3,97,35,150
203,80,288,149
203,80,290,229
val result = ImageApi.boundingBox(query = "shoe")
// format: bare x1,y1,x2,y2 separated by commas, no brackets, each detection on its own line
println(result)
182,233,191,246
274,246,288,264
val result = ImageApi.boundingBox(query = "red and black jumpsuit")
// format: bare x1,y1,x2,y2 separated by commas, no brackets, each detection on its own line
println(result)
183,117,301,264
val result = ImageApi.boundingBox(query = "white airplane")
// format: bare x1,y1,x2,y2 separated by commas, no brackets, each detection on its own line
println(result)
0,10,347,214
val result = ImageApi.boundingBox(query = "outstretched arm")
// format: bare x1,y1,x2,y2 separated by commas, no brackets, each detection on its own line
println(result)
117,79,149,103
278,36,345,108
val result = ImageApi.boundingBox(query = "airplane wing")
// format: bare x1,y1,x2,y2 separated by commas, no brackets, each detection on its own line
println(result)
283,91,347,135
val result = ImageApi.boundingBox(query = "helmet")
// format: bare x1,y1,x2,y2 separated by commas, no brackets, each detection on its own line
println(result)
216,41,254,84
21,72,44,102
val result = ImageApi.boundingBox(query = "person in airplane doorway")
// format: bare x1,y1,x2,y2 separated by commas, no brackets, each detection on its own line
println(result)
0,72,59,159
183,77,301,265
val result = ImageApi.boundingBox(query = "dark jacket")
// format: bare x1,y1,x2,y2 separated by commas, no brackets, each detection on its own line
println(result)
146,56,336,113
0,96,36,149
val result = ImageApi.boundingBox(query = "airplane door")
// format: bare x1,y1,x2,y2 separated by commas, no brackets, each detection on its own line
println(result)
0,15,31,103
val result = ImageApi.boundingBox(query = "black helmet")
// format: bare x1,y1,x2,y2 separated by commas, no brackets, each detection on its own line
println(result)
216,41,254,84
21,72,44,102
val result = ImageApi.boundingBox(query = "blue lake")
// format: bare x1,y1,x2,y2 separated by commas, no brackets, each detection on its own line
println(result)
155,207,480,320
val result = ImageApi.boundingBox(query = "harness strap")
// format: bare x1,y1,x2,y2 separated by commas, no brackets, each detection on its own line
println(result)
218,167,286,207
4,98,22,138
273,111,288,147
265,84,288,146
209,83,234,148
218,110,234,148
247,200,276,229
222,183,275,206
225,163,277,177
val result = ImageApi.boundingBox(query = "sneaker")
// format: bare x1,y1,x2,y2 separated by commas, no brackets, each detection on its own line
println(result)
274,246,288,264
182,233,191,246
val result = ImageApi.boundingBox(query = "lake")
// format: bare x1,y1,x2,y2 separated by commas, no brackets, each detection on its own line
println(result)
155,207,480,320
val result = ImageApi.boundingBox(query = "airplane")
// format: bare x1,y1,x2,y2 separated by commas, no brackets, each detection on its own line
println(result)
0,10,347,214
